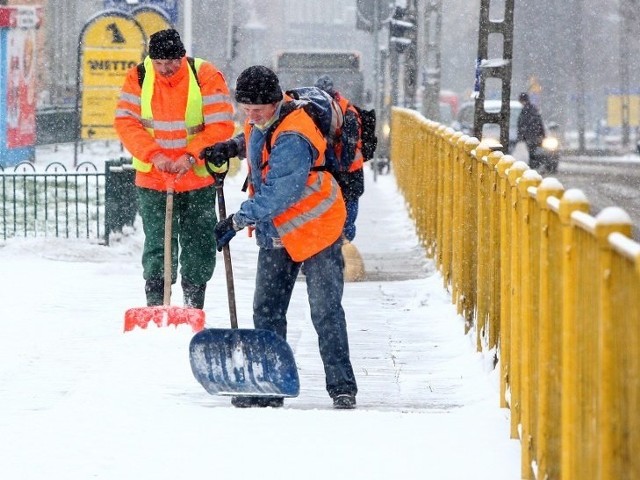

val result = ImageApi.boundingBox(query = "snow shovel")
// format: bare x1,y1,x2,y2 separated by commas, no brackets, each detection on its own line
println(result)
124,176,205,333
189,175,300,397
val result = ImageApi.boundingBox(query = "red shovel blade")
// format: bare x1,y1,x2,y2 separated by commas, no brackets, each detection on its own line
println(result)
124,306,205,333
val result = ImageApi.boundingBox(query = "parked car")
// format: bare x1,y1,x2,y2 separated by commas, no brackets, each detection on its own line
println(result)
452,99,560,173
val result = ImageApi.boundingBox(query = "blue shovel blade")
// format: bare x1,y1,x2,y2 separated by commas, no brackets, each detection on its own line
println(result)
189,328,300,397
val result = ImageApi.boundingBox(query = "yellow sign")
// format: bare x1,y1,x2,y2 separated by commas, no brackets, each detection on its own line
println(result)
80,12,145,139
83,14,146,50
607,95,640,127
83,49,140,87
528,76,542,95
133,7,172,38
80,88,120,139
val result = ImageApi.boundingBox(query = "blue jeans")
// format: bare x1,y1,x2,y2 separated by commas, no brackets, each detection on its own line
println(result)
253,241,358,398
333,169,364,242
344,199,359,242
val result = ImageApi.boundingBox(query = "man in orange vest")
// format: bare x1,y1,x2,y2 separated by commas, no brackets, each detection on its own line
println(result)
114,29,234,309
202,66,358,409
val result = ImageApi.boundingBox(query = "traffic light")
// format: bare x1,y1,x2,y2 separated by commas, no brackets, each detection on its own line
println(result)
389,7,415,53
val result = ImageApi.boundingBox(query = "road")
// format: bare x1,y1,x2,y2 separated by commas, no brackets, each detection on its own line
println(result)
547,155,640,239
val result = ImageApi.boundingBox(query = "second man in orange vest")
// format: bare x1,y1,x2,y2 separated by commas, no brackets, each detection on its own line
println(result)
203,66,358,409
114,29,234,309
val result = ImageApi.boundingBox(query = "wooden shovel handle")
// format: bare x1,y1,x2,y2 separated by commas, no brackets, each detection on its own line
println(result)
163,175,176,306
215,182,238,329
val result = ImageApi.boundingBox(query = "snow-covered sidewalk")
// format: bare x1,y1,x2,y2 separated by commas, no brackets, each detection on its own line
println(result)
0,157,520,479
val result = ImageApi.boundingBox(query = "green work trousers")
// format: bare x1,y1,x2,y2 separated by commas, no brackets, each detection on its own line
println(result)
137,185,218,286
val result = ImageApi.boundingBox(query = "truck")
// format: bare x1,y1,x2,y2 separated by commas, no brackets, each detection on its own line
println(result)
273,49,365,105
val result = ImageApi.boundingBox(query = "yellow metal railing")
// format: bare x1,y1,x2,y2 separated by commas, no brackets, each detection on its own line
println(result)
390,107,640,480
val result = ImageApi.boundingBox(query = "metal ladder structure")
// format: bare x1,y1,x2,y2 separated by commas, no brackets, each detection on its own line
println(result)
473,0,515,150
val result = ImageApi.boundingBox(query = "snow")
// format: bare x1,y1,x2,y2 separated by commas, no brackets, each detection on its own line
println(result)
563,187,589,203
596,206,632,225
539,176,564,190
0,142,520,479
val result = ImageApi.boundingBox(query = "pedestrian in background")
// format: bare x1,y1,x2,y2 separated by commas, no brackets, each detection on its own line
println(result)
114,29,234,309
314,74,365,244
517,92,546,169
202,65,358,409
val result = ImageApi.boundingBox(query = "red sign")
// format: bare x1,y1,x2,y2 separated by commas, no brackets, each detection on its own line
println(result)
5,26,37,148
0,6,42,28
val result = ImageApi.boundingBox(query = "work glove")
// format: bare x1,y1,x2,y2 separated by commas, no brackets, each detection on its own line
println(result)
201,140,239,170
214,214,242,251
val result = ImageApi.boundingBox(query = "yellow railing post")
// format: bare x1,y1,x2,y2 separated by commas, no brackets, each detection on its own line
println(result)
486,150,504,352
596,208,633,480
559,189,590,480
516,169,543,480
460,137,480,331
450,132,467,305
507,161,528,439
535,177,565,480
475,142,494,351
496,154,515,409
439,126,455,290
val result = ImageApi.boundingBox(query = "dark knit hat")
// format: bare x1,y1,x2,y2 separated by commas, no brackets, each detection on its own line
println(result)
235,66,283,104
148,29,186,60
315,74,335,96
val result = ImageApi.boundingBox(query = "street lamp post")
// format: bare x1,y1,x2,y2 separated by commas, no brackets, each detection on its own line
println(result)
422,0,443,122
619,0,632,149
183,0,192,55
573,0,586,154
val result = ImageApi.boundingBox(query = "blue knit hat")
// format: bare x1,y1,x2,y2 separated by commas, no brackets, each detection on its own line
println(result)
235,66,283,105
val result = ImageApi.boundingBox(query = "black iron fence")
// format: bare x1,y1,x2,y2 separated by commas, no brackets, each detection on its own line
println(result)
0,158,137,245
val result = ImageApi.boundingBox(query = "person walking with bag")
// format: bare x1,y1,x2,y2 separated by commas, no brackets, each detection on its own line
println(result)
314,74,365,243
114,29,234,309
516,92,546,169
201,66,358,409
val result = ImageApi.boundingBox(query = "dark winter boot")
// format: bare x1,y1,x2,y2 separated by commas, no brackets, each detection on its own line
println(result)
145,278,164,306
182,279,206,309
231,396,284,408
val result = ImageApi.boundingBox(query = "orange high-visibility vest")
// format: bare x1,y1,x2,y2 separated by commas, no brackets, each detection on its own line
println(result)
114,56,234,192
244,107,346,262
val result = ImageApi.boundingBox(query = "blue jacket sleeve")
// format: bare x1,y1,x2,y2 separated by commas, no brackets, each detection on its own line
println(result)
234,131,316,228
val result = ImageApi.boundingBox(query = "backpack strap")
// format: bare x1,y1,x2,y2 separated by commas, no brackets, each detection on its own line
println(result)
187,57,199,86
137,56,200,87
136,62,146,87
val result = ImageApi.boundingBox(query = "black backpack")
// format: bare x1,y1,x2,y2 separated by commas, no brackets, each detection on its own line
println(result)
353,105,377,161
264,86,343,157
265,88,378,171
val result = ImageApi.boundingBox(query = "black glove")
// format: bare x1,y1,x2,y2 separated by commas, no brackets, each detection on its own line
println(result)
214,214,240,251
200,140,239,169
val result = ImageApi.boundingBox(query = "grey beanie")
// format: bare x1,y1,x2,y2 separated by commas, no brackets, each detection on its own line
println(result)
315,74,335,96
